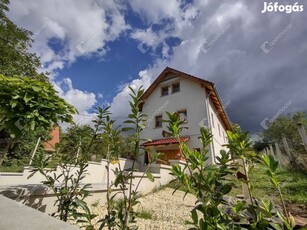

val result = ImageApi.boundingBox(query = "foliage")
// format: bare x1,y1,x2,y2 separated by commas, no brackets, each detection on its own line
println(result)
0,75,76,138
260,112,307,172
1,126,51,168
250,164,307,204
262,112,307,155
253,138,271,153
57,125,99,161
165,112,300,230
257,154,293,229
99,87,160,230
167,112,237,229
28,110,104,223
36,158,91,222
0,75,76,166
0,0,47,80
72,199,98,230
136,209,153,220
58,123,133,162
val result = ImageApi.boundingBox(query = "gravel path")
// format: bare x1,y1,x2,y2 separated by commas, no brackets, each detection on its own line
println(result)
91,187,197,230
135,188,196,229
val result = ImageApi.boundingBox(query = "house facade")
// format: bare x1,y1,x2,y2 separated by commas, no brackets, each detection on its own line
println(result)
139,67,232,166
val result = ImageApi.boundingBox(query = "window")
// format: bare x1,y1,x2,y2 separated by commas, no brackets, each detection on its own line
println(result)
218,123,221,136
161,86,169,96
172,82,180,93
155,115,163,128
211,113,215,128
177,110,188,123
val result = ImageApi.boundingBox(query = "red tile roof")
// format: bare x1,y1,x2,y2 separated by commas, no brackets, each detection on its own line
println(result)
142,136,189,147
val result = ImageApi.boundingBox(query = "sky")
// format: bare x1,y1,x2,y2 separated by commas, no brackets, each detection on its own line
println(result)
7,0,307,133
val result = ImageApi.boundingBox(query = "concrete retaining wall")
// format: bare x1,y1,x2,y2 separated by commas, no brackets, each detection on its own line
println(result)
0,158,178,214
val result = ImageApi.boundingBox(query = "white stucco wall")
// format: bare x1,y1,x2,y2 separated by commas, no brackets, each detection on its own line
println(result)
0,159,174,214
206,94,229,161
142,76,207,141
140,75,229,165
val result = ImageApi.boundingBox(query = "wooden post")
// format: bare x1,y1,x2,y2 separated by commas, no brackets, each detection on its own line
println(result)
282,135,291,156
239,158,250,200
275,143,285,167
269,144,273,155
29,137,41,166
297,122,307,153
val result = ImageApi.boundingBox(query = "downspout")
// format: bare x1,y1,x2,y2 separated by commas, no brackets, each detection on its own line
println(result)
205,87,218,164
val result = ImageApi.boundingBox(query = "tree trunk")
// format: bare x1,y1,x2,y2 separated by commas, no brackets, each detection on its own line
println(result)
0,138,12,166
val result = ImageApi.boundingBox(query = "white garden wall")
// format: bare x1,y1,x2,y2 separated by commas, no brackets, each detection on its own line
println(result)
0,158,179,214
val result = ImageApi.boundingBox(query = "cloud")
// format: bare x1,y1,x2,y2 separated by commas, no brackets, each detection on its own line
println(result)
97,93,104,99
51,78,98,128
112,0,307,133
7,0,130,125
7,0,307,133
53,78,97,114
8,0,130,76
110,69,154,117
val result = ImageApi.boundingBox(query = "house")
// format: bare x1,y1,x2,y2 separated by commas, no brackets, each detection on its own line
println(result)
43,125,60,153
139,67,232,166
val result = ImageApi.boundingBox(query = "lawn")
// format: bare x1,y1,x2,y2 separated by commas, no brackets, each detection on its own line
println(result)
250,164,307,204
166,163,307,218
251,163,307,218
229,163,307,218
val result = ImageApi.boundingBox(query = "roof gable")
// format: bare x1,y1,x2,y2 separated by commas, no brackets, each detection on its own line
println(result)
140,67,232,130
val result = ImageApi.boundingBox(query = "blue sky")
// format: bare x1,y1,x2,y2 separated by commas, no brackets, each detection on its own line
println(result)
58,38,152,103
7,0,307,132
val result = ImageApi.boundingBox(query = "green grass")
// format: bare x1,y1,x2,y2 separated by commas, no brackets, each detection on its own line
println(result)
229,163,307,205
0,156,60,173
165,164,307,206
136,209,153,219
0,165,24,172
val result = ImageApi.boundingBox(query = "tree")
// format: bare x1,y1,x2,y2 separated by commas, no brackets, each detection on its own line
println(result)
0,0,47,80
58,124,106,161
263,113,307,155
259,112,307,172
253,138,270,153
1,126,51,169
58,123,133,162
0,75,76,165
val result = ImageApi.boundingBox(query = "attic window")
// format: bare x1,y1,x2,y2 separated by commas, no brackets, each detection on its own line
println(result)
172,82,180,93
161,86,169,96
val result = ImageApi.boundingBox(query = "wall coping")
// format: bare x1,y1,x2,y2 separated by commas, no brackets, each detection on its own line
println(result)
0,172,24,176
100,158,134,163
123,171,161,178
149,163,172,170
168,160,186,165
87,161,102,165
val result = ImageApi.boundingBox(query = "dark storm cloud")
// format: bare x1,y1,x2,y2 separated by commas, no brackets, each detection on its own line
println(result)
7,0,306,133
188,0,307,133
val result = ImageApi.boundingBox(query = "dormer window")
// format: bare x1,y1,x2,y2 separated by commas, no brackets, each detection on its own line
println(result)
161,86,169,96
172,82,180,94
